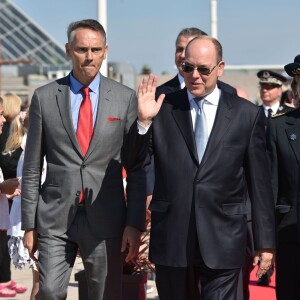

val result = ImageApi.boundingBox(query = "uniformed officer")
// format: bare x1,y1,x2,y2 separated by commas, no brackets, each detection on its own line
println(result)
266,54,300,300
256,70,294,286
258,70,293,125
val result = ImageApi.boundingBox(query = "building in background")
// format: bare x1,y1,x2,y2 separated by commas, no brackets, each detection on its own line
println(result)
0,0,291,105
0,0,71,99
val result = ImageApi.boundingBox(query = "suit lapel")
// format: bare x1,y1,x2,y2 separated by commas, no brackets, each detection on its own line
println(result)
56,75,114,160
85,76,112,160
285,116,300,163
200,92,233,168
56,77,82,157
171,89,198,164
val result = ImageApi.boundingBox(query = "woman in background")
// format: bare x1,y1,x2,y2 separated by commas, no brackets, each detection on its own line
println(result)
8,110,41,299
0,96,22,298
0,93,27,297
0,93,23,179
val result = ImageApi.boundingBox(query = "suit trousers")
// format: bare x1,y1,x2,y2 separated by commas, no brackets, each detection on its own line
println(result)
239,221,255,300
36,206,123,300
276,242,300,300
155,257,240,300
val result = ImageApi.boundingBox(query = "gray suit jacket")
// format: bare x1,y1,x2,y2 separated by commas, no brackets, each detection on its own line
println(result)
21,74,146,238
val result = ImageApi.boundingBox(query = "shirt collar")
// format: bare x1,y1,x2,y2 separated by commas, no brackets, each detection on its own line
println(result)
177,73,186,89
262,101,280,113
69,72,101,94
187,85,221,106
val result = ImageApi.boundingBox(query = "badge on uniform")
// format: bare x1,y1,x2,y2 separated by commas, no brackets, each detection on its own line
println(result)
289,133,297,141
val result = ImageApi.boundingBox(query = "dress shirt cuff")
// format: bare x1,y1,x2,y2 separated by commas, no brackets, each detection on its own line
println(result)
137,120,152,135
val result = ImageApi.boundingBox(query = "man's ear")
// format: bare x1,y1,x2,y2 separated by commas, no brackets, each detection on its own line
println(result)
65,43,71,58
103,44,108,60
217,61,225,77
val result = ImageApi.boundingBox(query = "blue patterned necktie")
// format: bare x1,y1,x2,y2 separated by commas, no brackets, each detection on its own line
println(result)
194,98,208,163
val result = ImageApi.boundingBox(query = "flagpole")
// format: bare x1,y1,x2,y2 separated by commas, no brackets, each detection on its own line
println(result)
98,0,107,76
211,0,218,38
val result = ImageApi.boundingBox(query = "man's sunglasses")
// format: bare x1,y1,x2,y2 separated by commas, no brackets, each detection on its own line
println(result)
181,62,219,76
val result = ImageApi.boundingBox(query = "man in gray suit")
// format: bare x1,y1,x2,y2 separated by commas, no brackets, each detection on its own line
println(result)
21,19,146,300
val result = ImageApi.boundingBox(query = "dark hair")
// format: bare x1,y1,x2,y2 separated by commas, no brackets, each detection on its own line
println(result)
281,89,293,104
67,19,106,43
176,27,208,45
186,36,223,63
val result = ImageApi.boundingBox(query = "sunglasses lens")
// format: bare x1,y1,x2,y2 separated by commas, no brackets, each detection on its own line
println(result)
182,64,194,73
198,68,210,75
182,64,211,75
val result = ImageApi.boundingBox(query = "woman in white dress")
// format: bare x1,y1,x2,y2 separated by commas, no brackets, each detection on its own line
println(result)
7,112,45,300
0,97,20,298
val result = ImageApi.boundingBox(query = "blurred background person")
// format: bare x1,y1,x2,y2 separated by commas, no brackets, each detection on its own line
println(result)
236,87,249,100
0,93,22,154
266,54,300,300
256,70,292,286
0,96,24,298
257,70,293,130
7,110,40,299
281,89,295,109
0,93,23,180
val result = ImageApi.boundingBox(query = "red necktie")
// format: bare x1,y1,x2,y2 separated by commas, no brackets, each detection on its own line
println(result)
77,87,93,202
77,87,93,156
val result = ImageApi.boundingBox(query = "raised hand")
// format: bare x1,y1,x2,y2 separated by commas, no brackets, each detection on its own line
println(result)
137,74,165,127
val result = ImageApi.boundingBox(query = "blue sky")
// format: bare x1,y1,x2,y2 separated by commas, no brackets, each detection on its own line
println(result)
12,0,300,76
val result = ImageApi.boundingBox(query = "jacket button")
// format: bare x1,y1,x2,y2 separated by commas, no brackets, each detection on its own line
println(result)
81,164,86,169
76,191,81,196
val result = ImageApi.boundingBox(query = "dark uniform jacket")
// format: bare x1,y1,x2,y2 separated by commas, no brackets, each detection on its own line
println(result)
267,108,300,243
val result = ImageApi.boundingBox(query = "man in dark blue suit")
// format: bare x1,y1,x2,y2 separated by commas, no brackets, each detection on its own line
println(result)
156,27,237,97
147,27,237,207
124,35,275,300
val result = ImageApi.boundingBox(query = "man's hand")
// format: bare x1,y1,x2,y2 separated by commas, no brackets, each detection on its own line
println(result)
0,178,19,195
137,74,165,127
23,229,38,262
121,226,142,263
146,195,152,221
253,249,275,278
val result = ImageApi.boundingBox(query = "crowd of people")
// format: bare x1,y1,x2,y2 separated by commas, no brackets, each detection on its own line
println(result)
0,18,299,300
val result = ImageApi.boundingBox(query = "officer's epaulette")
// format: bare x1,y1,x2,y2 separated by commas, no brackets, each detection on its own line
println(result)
272,112,286,118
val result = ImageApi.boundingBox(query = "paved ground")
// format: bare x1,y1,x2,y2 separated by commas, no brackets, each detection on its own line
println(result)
9,256,158,299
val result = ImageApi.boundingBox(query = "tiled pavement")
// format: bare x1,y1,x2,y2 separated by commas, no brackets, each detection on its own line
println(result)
9,256,158,299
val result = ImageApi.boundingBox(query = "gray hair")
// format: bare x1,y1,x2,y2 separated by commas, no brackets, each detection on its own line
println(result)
67,19,106,44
